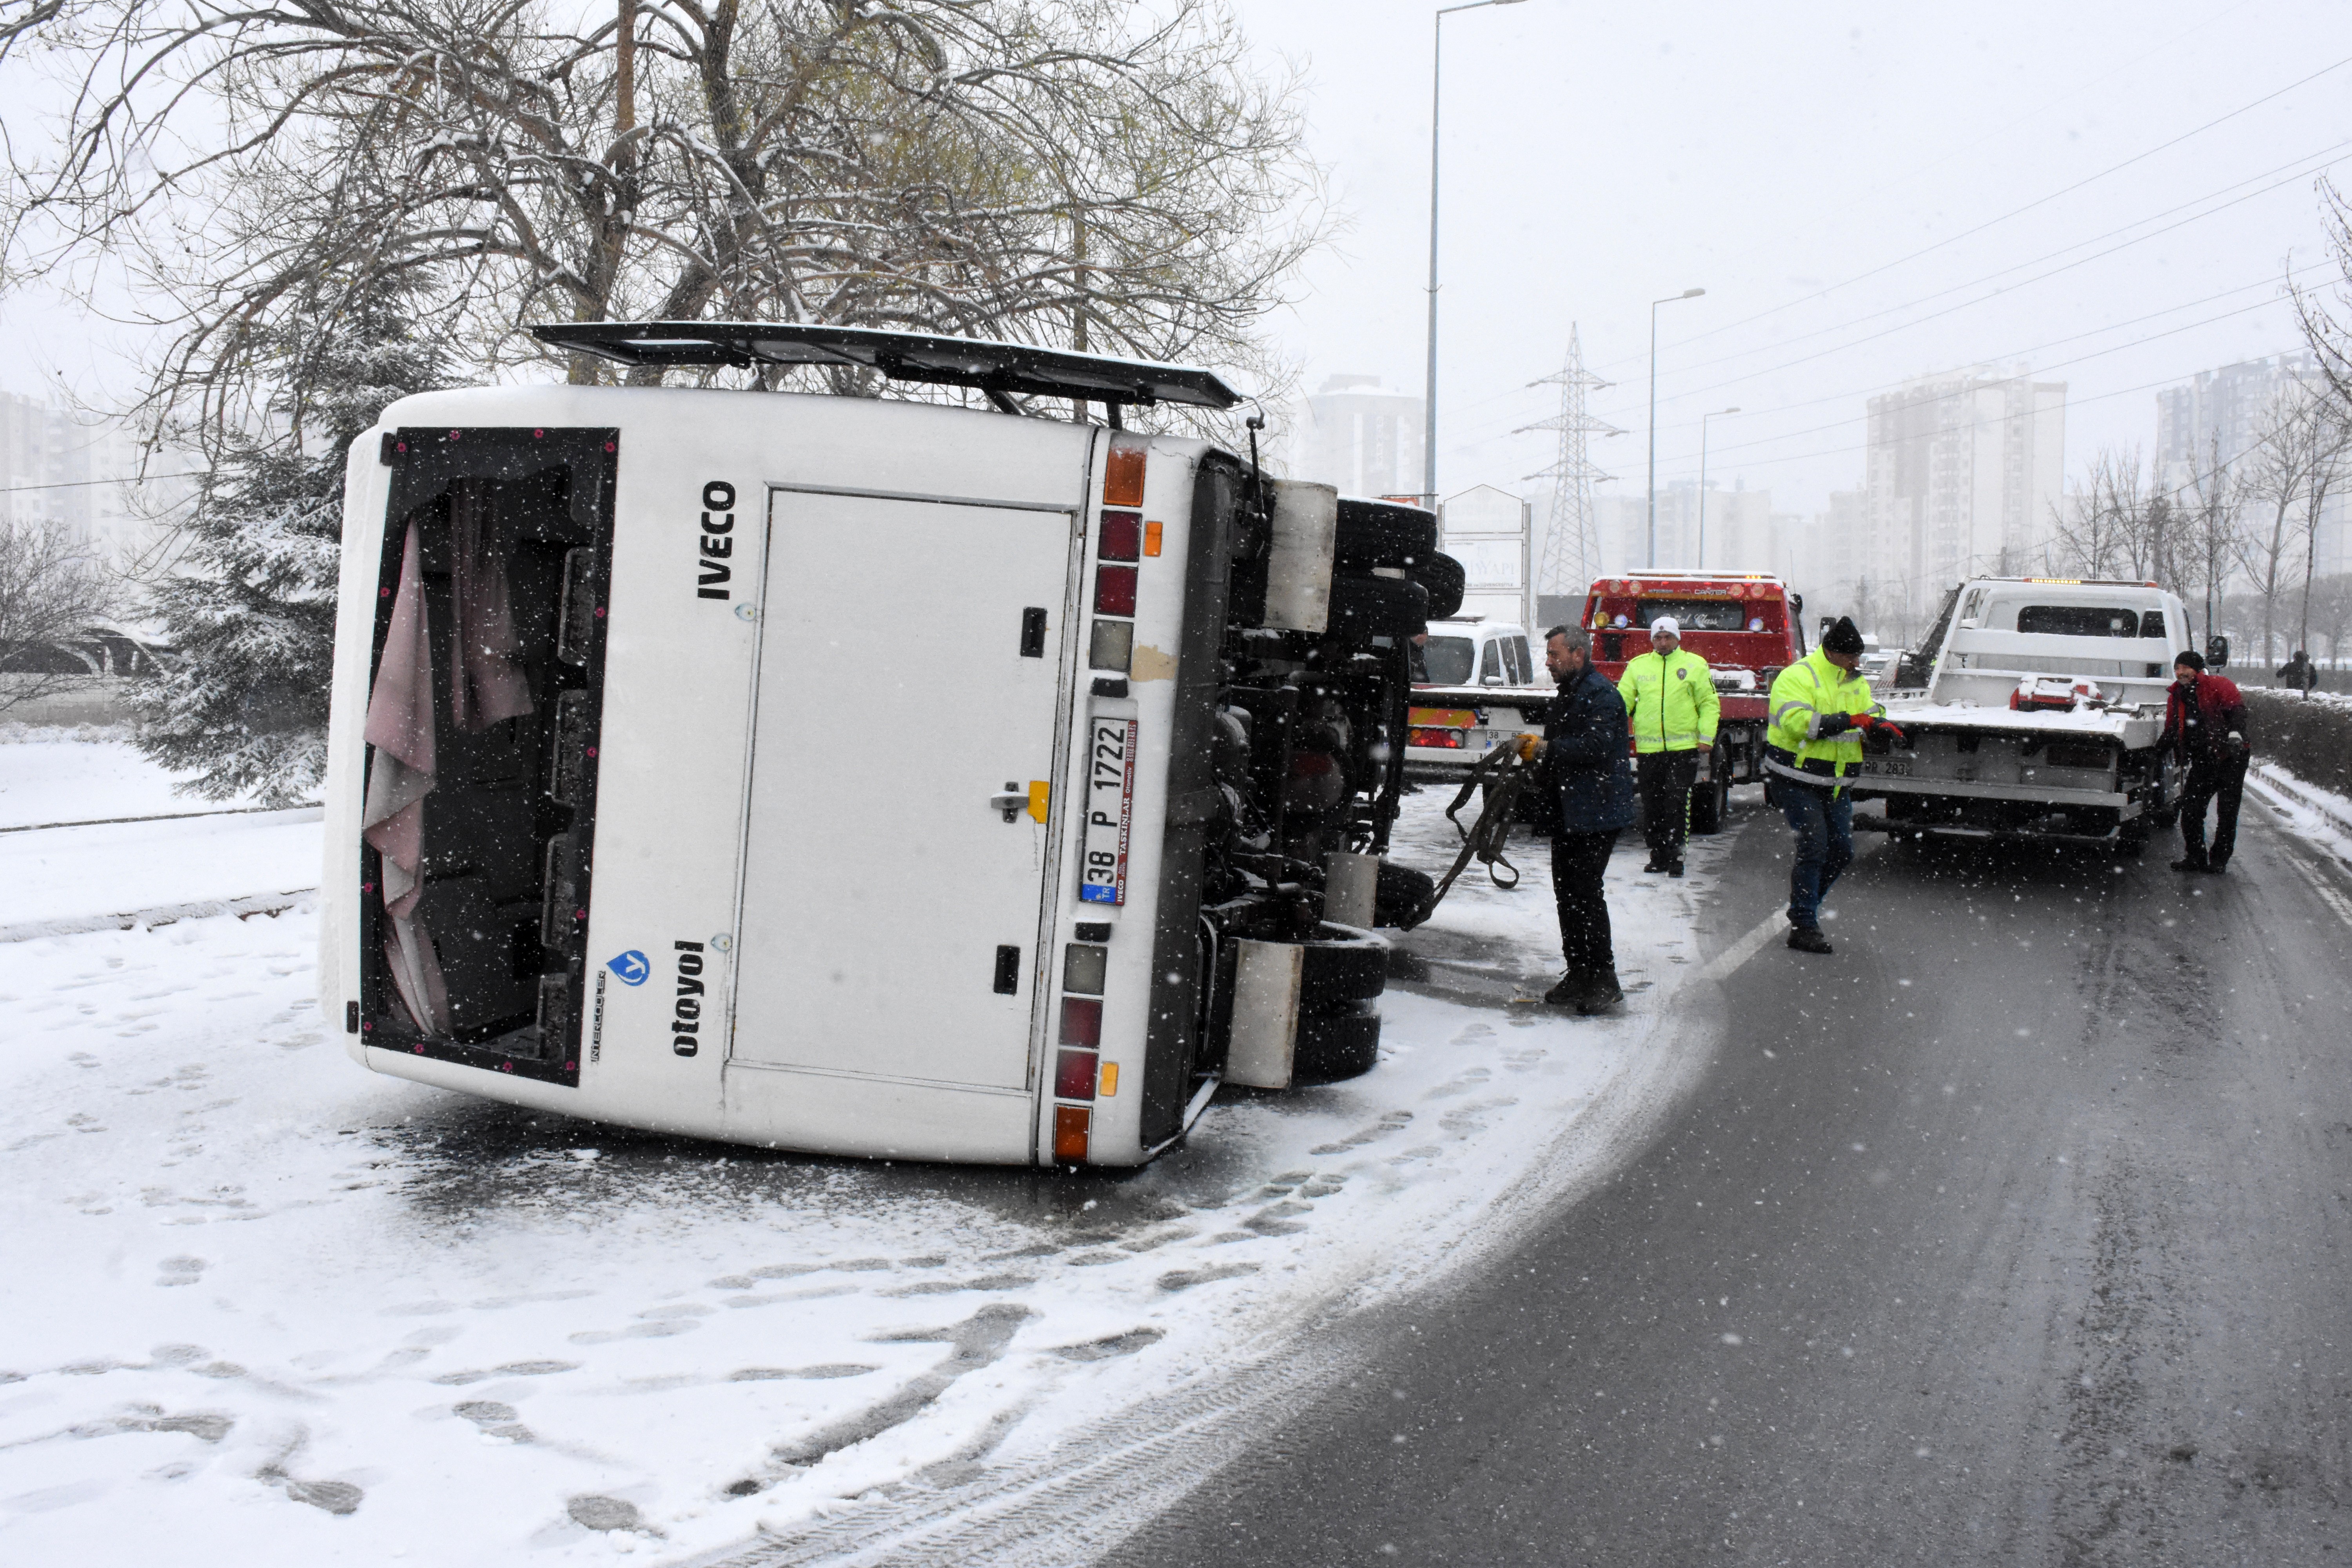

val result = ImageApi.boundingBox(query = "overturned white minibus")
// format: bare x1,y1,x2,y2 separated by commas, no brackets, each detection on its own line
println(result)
320,324,1463,1166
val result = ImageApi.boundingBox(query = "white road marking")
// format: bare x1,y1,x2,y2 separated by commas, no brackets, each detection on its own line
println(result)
1697,909,1787,985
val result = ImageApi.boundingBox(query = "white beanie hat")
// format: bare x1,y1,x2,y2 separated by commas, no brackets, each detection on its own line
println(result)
1649,616,1681,638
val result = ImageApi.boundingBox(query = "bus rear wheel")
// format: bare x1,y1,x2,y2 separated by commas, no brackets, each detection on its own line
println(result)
1292,926,1386,1082
1293,1002,1381,1083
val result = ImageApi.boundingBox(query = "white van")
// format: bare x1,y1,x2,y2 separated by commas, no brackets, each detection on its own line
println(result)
320,324,1460,1167
1406,618,1548,768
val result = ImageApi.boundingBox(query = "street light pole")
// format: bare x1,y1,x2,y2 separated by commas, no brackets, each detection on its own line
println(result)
1423,0,1526,509
1646,287,1704,567
1697,406,1739,570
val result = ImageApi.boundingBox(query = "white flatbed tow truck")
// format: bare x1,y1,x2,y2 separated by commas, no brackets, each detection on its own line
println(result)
1855,577,2189,849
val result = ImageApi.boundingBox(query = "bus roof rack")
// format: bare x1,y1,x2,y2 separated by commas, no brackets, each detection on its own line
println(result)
530,321,1243,412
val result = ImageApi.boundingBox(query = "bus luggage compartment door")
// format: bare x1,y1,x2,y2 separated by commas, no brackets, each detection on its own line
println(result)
731,489,1079,1091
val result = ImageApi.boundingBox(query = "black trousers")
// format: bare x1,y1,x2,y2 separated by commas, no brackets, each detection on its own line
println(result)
1552,829,1620,976
1637,751,1701,864
2180,754,2249,867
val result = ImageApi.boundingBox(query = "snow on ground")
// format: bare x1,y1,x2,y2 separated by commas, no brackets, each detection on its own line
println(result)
2247,761,2352,866
0,813,323,936
0,729,290,831
0,765,1744,1566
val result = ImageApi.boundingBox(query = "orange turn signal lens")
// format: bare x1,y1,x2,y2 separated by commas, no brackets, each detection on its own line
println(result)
1103,444,1146,507
1053,1105,1091,1163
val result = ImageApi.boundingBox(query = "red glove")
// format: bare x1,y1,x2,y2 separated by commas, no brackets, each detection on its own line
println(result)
1856,713,1909,747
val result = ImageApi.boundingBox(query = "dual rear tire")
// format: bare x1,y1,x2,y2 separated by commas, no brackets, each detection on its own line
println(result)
1293,923,1386,1083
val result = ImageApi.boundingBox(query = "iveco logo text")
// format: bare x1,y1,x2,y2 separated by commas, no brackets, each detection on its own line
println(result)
697,481,735,600
671,940,708,1057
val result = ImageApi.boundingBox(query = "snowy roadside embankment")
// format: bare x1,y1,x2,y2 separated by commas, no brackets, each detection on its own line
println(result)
2245,689,2352,799
0,730,297,831
2247,761,2352,866
0,735,320,941
0,784,1750,1567
0,813,323,939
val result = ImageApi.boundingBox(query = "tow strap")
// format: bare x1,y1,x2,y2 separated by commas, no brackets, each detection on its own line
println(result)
1401,744,1537,929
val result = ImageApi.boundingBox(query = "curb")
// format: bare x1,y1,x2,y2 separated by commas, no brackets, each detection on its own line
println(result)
0,890,316,945
0,803,321,836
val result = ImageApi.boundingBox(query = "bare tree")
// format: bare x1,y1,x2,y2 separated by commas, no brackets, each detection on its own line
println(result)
2181,431,2243,653
2293,396,2352,664
2051,444,2190,590
2235,390,2321,666
2307,573,2352,671
0,519,118,715
6,0,1325,456
0,0,62,56
2297,176,2352,413
2052,446,2142,581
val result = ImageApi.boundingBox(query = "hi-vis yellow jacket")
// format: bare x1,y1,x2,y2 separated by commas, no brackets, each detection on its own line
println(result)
1765,649,1883,790
1617,648,1720,754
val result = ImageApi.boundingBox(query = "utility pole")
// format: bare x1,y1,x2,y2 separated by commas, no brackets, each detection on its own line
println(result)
1423,0,1526,506
1523,324,1622,613
1646,288,1704,566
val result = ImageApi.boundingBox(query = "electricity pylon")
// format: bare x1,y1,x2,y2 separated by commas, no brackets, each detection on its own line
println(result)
1521,324,1621,595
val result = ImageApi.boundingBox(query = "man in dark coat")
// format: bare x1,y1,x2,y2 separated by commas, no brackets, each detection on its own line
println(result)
1519,624,1638,1013
2276,649,2318,693
2160,648,2250,873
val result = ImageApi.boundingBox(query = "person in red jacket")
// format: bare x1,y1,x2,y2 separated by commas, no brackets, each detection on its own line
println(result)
2158,649,2250,873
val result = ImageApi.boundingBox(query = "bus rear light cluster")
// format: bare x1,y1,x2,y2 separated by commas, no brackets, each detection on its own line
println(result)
1408,726,1466,749
1054,935,1113,1161
1087,437,1151,676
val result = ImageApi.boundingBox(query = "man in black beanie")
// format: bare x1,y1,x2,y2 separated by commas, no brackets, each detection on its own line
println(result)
2159,647,2250,873
1763,615,1897,953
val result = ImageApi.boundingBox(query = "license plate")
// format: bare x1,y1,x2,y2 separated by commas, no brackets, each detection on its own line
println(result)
1080,717,1139,905
1863,759,1911,777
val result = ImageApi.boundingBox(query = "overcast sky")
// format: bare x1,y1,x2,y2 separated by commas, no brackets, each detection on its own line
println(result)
1236,0,2350,514
4,0,2346,520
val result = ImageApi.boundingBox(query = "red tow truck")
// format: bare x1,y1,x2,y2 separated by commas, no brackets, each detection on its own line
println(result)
1400,569,1806,837
1581,570,1807,833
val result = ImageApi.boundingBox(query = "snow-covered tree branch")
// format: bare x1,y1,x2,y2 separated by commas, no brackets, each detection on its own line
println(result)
7,0,1327,449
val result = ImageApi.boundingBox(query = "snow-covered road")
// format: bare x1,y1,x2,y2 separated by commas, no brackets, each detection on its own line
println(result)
0,737,1742,1566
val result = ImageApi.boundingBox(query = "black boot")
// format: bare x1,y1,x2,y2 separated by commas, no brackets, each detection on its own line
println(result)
1668,861,1686,878
2170,855,2207,873
1787,925,1833,955
1578,966,1625,1014
1542,969,1588,1006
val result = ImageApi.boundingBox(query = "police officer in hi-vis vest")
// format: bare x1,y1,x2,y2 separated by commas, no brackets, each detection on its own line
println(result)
1616,616,1719,878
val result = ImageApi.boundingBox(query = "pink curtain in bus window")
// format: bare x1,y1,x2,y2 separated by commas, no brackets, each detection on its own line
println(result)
361,519,448,1033
449,481,534,732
